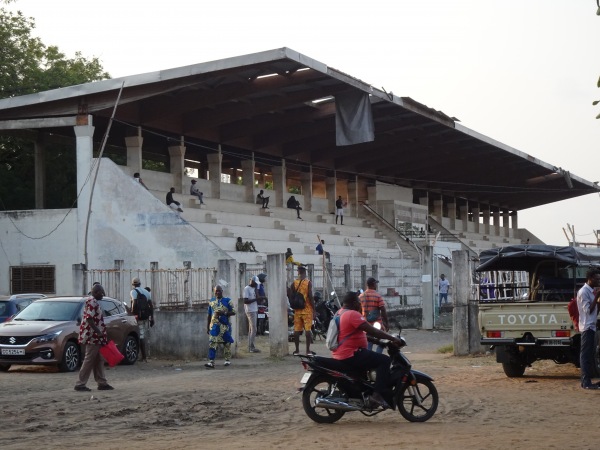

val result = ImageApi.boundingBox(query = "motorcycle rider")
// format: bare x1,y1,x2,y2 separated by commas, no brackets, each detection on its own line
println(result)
332,290,403,409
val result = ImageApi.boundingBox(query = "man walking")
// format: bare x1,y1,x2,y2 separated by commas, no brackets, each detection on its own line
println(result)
74,284,113,391
290,265,315,356
243,276,261,353
130,278,153,362
577,268,600,389
438,274,450,306
359,277,390,354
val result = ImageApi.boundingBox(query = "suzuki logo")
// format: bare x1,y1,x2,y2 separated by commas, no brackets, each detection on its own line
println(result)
9,337,16,344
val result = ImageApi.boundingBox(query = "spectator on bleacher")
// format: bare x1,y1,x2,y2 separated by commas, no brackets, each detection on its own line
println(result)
287,195,302,219
316,240,330,262
285,248,302,266
256,190,269,209
166,188,183,213
133,172,149,190
190,180,205,205
335,195,345,225
236,237,257,252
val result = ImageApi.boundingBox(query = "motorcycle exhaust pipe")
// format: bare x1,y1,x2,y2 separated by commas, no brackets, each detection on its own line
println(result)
315,397,362,412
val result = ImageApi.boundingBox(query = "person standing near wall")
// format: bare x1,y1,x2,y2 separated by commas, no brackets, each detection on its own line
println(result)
290,265,315,356
577,268,600,389
359,277,389,354
205,285,235,368
438,274,450,306
130,278,153,362
243,276,261,353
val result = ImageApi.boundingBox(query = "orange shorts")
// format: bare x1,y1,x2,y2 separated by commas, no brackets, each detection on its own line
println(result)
293,312,312,332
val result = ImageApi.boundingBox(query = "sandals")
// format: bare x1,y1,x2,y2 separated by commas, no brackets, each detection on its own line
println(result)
205,361,215,368
292,351,300,356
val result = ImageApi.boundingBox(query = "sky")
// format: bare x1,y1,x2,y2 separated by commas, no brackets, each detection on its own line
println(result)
6,0,600,246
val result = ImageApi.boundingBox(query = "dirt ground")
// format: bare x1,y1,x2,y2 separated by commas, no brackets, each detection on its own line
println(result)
1,329,597,450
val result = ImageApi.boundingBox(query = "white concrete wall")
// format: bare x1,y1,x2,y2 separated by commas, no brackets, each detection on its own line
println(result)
89,158,230,270
0,209,77,295
370,181,413,203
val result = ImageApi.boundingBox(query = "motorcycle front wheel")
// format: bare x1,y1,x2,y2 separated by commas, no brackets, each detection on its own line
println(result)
302,375,347,424
395,378,438,422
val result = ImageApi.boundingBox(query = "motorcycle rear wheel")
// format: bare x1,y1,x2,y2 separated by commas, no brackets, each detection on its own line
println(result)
302,375,347,424
395,378,438,422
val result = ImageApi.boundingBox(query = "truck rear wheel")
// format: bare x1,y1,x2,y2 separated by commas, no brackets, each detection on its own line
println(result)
502,361,526,377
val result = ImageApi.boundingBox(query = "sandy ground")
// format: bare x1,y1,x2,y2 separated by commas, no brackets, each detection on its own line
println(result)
1,329,597,450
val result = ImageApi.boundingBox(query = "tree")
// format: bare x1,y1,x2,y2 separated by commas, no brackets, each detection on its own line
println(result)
0,0,110,210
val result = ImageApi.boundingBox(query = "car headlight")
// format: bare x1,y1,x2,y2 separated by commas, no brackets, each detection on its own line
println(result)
35,330,63,343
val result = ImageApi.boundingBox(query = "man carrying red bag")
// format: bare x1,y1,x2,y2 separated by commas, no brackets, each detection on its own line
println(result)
74,284,114,392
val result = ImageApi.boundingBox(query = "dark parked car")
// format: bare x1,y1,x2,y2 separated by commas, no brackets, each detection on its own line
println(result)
0,294,47,323
0,296,139,372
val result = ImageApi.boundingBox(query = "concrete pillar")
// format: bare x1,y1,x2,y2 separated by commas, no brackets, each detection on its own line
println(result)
452,250,470,355
218,259,238,356
267,253,288,357
34,134,46,209
72,263,86,296
482,207,490,234
471,205,480,233
421,245,434,330
301,170,313,211
433,199,443,219
114,259,124,303
125,130,143,176
74,115,94,265
241,159,255,203
502,209,510,237
272,163,286,208
150,262,159,309
492,208,500,236
348,175,359,217
207,152,222,199
344,264,351,292
168,141,186,192
326,176,336,213
371,264,379,284
459,204,469,231
360,265,367,291
511,211,518,230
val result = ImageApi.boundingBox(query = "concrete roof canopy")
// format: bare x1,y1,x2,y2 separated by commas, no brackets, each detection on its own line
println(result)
0,47,597,211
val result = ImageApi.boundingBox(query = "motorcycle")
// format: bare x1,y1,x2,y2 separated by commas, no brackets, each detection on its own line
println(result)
257,302,268,335
297,335,438,424
312,292,337,340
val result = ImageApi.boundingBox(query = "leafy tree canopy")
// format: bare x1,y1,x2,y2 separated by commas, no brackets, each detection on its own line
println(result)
0,0,110,210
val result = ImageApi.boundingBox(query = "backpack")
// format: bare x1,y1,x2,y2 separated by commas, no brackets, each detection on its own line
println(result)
567,297,579,332
133,288,151,320
326,310,351,351
289,280,306,310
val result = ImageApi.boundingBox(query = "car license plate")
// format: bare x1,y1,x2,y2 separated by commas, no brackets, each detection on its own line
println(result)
300,372,311,385
1,348,25,355
258,313,265,319
541,339,563,346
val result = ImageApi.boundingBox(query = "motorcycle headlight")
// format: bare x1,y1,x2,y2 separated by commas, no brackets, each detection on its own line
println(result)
35,330,63,343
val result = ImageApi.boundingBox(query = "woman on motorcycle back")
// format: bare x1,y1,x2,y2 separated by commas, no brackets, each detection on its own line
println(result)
332,291,403,409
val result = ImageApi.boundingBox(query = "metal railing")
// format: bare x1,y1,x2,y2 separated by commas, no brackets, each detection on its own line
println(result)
85,268,217,309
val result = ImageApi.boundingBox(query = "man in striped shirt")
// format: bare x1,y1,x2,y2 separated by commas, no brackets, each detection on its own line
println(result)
359,277,390,354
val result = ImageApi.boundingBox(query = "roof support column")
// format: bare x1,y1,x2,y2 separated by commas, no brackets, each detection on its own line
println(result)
459,203,469,232
502,209,510,238
34,133,46,209
492,208,500,237
448,200,457,230
241,158,255,203
74,115,94,264
301,167,312,211
482,206,490,235
326,175,337,214
168,138,186,192
207,151,222,199
433,198,443,221
348,175,359,217
471,205,480,233
511,211,518,230
125,127,143,176
271,161,286,208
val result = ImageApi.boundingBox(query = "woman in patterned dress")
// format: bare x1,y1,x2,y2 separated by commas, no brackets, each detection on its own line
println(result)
205,285,236,368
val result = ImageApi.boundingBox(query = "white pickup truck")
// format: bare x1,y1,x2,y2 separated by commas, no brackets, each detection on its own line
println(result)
477,244,600,377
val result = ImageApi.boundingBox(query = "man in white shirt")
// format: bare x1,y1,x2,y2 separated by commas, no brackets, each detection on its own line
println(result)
577,268,600,389
243,276,261,353
438,274,450,306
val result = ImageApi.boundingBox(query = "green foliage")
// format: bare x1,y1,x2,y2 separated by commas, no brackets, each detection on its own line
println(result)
288,186,301,194
0,3,110,209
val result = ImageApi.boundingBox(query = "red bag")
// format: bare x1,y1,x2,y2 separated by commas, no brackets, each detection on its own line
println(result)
567,297,579,332
100,340,124,367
